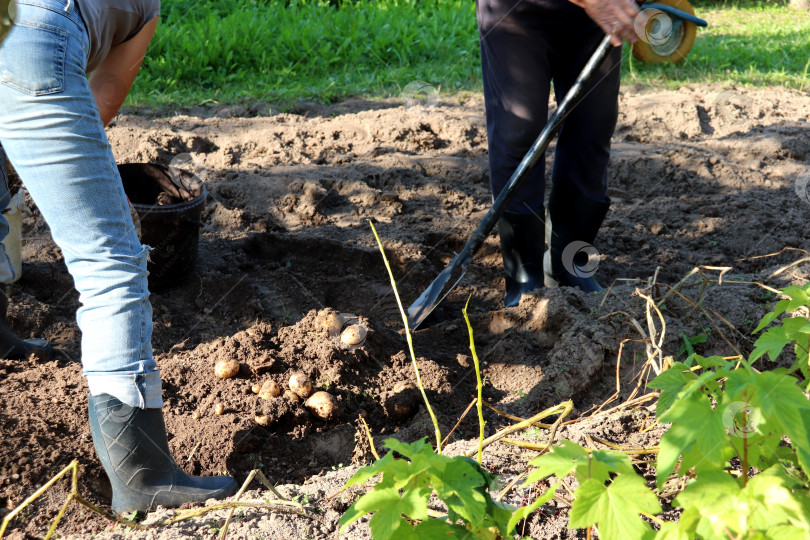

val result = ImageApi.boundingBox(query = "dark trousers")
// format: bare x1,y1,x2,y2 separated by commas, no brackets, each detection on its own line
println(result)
477,0,622,213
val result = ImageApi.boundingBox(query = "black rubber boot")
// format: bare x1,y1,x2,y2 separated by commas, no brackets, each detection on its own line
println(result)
0,291,52,360
498,210,545,308
543,183,610,292
89,394,238,514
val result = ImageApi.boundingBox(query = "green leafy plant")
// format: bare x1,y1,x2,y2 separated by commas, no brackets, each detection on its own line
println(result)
750,283,810,383
515,285,810,539
338,438,515,539
524,442,660,539
648,353,810,538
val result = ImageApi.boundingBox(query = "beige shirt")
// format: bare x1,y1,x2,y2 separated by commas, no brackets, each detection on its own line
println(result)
76,0,160,73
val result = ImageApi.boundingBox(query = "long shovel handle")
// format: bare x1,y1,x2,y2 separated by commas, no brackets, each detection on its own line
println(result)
406,35,615,329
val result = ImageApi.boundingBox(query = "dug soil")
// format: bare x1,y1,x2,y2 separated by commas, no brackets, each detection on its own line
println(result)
2,84,810,539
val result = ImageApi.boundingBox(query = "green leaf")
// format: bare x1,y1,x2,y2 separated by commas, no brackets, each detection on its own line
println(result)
744,468,809,532
738,371,810,445
765,525,810,540
677,331,707,360
648,362,694,416
675,471,746,537
486,500,517,538
506,481,561,534
383,438,431,461
433,457,489,527
413,518,475,539
791,341,810,380
782,316,810,342
574,450,635,484
674,469,740,510
569,475,661,540
338,486,411,536
657,393,727,487
694,355,732,370
343,451,397,489
782,285,810,307
751,326,790,363
745,433,784,471
754,298,790,333
368,509,410,540
378,438,447,491
674,465,810,538
645,521,690,540
673,365,728,404
525,440,589,484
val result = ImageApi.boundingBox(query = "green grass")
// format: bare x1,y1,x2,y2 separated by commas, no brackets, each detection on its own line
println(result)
131,0,480,106
128,0,810,107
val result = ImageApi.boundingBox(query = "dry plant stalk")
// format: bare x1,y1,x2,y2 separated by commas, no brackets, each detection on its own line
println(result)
465,401,573,458
482,400,553,429
359,416,381,461
441,397,478,448
219,468,295,539
636,289,667,376
0,461,307,540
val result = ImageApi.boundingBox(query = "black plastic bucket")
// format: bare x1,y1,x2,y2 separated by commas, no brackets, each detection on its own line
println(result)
118,163,207,291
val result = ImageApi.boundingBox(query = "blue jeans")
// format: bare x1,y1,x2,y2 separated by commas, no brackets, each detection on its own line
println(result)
0,0,161,408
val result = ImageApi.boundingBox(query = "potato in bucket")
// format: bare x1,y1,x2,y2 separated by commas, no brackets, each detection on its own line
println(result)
118,162,207,291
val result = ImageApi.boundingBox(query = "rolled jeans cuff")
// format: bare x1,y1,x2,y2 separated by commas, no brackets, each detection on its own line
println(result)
87,371,163,409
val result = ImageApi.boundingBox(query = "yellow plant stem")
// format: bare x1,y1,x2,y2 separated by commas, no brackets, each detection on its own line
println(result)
1,459,78,538
360,416,381,460
369,220,442,452
482,400,553,429
219,468,293,540
462,295,485,463
587,435,660,456
466,401,572,458
0,459,307,540
501,438,552,451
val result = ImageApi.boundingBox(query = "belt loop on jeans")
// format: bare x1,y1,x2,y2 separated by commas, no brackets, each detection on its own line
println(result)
65,0,71,12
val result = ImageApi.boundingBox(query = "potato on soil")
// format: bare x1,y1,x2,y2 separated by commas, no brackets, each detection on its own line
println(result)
340,324,367,347
258,380,281,400
254,414,271,426
214,403,225,416
385,381,419,421
214,358,240,379
305,391,339,421
283,389,301,402
289,372,313,398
